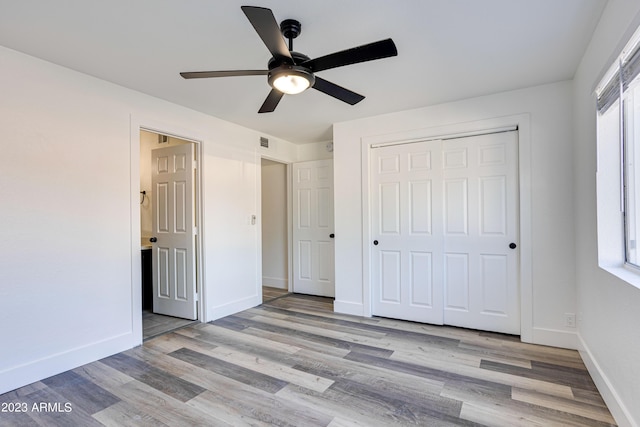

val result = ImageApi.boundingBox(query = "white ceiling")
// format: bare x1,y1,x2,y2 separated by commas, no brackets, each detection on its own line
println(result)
0,0,606,144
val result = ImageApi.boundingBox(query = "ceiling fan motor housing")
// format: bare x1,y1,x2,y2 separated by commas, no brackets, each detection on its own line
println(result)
268,51,310,68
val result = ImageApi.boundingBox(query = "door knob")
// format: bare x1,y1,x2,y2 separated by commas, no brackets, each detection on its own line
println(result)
150,237,157,243
509,242,517,249
373,240,379,245
329,233,335,238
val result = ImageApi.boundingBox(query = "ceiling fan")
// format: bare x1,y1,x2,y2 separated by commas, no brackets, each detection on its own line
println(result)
180,6,398,113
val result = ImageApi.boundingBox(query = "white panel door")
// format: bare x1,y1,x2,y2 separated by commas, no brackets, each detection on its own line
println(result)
151,144,197,320
371,140,444,324
442,131,519,334
370,131,519,334
292,160,335,297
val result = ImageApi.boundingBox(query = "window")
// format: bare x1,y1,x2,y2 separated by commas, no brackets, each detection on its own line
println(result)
596,25,640,273
625,76,640,265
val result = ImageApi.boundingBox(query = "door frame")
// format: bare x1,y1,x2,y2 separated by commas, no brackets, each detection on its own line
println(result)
130,116,205,345
259,156,293,296
360,114,533,342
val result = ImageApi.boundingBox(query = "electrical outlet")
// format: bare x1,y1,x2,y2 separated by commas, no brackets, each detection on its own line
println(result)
565,313,576,328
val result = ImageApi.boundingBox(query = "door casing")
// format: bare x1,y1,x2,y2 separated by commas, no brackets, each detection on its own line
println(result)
259,157,292,295
130,118,205,345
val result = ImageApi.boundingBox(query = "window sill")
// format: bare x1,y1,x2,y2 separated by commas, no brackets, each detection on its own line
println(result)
600,263,640,291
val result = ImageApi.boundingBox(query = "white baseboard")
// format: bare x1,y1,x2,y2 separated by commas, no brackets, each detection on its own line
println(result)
333,300,365,317
262,277,288,289
530,326,578,349
0,332,135,395
578,334,636,427
207,294,261,322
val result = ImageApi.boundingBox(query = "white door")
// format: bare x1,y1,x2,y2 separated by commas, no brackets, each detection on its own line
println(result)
151,144,197,320
371,140,445,323
442,132,519,334
370,131,520,334
292,160,335,297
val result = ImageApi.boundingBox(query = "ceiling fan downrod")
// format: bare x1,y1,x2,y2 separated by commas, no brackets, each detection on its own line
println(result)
280,19,301,55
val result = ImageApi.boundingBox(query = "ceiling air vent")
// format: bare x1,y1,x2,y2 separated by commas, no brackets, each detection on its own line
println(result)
260,137,269,148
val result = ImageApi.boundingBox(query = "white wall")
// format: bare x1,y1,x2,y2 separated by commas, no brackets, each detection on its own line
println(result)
297,140,334,161
572,1,640,425
261,159,288,289
333,80,576,348
0,44,298,394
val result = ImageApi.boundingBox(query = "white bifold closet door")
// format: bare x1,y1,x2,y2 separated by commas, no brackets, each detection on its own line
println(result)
371,131,520,335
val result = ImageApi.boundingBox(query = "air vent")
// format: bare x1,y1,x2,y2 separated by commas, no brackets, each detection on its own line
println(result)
260,137,269,148
158,134,168,144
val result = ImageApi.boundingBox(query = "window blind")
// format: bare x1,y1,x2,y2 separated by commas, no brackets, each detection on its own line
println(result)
597,43,640,113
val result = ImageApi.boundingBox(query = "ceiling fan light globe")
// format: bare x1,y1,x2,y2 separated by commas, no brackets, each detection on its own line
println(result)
268,66,315,95
273,74,310,94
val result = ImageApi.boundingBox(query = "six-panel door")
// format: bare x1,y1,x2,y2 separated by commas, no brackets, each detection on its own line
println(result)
292,160,335,297
370,131,520,334
371,140,445,324
151,144,197,320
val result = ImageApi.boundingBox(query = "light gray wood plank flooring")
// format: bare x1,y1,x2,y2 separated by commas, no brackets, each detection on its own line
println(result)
142,310,197,340
262,285,290,302
1,294,616,426
142,286,286,340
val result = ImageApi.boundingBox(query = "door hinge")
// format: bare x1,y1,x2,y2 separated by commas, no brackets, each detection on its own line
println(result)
195,293,199,302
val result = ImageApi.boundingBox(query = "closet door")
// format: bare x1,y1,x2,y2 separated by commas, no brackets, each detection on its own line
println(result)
442,131,520,334
370,140,444,324
370,131,520,335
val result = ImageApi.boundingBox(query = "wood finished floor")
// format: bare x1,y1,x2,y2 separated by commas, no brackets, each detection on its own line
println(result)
141,287,288,340
142,286,285,340
262,286,290,302
0,294,615,426
142,311,198,341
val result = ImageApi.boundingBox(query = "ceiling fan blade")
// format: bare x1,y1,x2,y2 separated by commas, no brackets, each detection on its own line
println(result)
302,38,397,73
258,89,285,113
241,6,292,62
180,70,268,79
313,77,365,105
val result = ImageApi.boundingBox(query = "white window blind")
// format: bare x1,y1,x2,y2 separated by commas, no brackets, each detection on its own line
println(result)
596,25,640,267
597,36,640,114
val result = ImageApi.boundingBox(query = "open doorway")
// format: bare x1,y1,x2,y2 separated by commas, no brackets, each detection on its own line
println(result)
140,130,200,339
261,158,290,303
